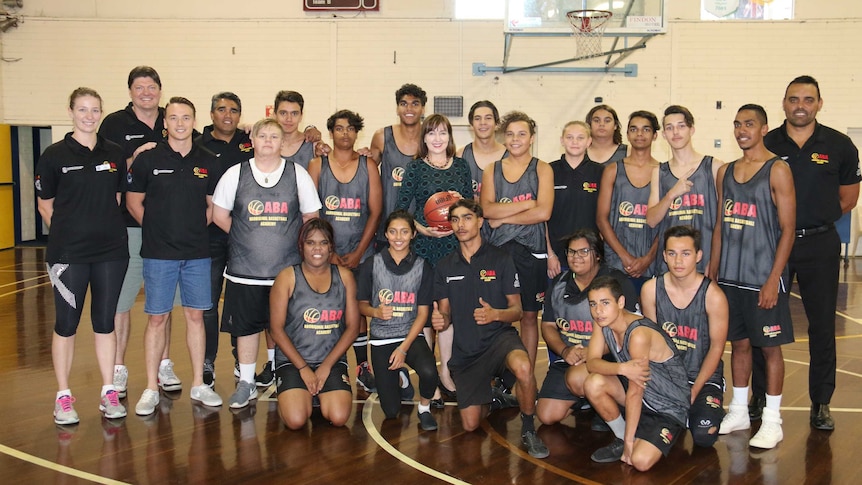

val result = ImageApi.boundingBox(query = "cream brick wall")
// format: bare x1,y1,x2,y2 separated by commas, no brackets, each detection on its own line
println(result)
0,0,860,162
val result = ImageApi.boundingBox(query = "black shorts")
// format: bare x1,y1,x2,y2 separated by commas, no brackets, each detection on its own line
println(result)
689,383,725,432
275,361,351,394
634,409,685,457
501,241,546,312
449,328,526,409
538,361,580,401
220,281,271,337
721,284,794,347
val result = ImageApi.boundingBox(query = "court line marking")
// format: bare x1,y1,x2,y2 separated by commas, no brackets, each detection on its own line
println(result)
0,274,49,289
788,290,862,328
0,443,130,485
0,281,51,298
361,394,470,485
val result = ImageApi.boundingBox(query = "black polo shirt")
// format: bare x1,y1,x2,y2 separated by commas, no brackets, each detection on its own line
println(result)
35,133,128,264
434,241,520,368
357,250,434,305
764,121,861,229
128,142,219,260
195,125,253,239
547,155,604,258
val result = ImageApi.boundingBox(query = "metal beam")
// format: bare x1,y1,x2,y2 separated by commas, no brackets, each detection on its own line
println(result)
473,62,638,77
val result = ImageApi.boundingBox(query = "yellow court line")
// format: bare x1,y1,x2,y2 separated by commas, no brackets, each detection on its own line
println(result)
0,274,49,289
361,395,471,485
0,443,130,485
0,281,51,298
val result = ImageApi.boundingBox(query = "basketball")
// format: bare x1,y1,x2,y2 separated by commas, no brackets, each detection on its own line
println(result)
423,191,463,231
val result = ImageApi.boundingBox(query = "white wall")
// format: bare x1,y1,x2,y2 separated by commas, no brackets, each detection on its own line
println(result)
0,0,860,163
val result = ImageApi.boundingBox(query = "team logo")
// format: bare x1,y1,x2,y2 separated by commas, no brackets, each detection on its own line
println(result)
247,200,265,216
325,195,341,210
670,197,682,210
724,198,757,217
762,324,782,338
513,273,521,288
472,179,480,194
378,289,394,305
619,201,634,216
660,428,674,445
535,291,545,304
582,181,598,193
498,197,513,204
303,308,321,323
127,172,133,184
392,167,405,182
662,321,678,338
479,269,497,282
705,395,722,408
724,198,734,216
193,167,208,178
810,153,829,164
341,373,350,385
34,176,41,192
161,128,168,138
239,142,253,152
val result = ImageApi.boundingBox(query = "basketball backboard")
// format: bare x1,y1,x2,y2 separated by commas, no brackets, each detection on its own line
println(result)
505,0,665,34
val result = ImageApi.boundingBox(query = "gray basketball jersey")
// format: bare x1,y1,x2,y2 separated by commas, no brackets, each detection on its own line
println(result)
369,252,426,341
656,276,723,386
226,161,301,280
654,156,717,275
718,158,785,290
275,265,346,366
548,272,594,349
461,143,508,199
604,160,657,277
602,318,690,426
379,126,415,239
318,155,373,264
284,140,315,170
487,157,547,253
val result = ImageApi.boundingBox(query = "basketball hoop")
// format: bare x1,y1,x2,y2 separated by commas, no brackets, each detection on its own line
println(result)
566,10,613,57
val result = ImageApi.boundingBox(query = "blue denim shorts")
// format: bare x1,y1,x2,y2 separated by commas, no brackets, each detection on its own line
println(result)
142,258,212,315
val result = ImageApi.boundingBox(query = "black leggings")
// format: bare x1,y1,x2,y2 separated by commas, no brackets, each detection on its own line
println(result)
48,259,128,337
370,338,439,419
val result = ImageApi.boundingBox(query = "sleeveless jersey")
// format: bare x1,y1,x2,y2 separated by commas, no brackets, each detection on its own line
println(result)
602,318,690,426
655,276,723,386
379,126,415,239
227,160,301,281
276,265,346,366
487,157,546,253
318,155,373,264
368,252,426,341
284,140,315,170
718,158,785,290
462,143,508,198
604,160,656,277
548,271,594,358
654,156,717,275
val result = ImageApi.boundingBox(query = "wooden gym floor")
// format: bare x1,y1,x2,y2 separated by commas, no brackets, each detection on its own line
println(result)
1,246,861,484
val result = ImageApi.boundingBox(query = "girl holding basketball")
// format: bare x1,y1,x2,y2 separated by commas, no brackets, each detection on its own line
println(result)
357,209,440,430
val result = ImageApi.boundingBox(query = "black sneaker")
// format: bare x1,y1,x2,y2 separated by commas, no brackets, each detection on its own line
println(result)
430,398,446,409
234,360,240,379
203,360,215,388
399,368,415,402
418,411,438,431
356,361,377,393
522,430,549,459
591,437,624,463
255,363,275,388
438,385,457,401
590,414,610,432
749,394,766,420
490,385,519,411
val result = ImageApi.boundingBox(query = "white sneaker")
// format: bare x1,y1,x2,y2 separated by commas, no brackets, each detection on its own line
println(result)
719,404,751,434
158,360,182,392
191,384,223,407
113,365,129,398
135,388,160,416
749,408,783,449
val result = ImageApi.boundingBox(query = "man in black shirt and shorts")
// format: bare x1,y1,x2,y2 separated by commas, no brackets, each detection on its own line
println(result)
432,199,548,459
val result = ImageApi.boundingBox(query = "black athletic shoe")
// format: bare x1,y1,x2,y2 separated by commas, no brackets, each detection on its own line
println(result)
749,394,766,420
590,414,611,432
591,437,624,463
430,398,446,409
490,385,519,411
522,430,549,459
255,363,275,388
418,411,438,431
438,385,457,401
399,368,415,401
203,360,215,388
356,361,377,393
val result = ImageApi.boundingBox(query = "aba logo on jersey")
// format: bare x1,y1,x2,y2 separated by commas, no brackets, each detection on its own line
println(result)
557,317,593,334
479,269,497,282
239,141,253,153
762,324,782,338
303,307,343,323
324,195,362,211
504,193,533,203
618,201,647,217
810,153,829,165
392,167,405,183
472,179,481,195
535,291,545,304
705,395,722,409
660,428,674,445
723,198,757,218
661,321,678,338
378,289,394,305
670,193,705,210
193,167,209,179
582,181,598,193
247,199,290,216
498,197,513,204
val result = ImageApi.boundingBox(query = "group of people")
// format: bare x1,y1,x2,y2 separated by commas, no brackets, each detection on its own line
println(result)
38,66,859,469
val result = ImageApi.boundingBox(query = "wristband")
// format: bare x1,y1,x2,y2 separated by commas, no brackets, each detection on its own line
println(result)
297,363,308,371
397,347,407,356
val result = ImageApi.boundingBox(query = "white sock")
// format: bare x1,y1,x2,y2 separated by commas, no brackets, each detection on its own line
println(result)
765,393,782,411
101,385,115,397
267,349,275,366
732,386,749,406
114,364,126,372
160,358,171,369
607,415,626,440
240,363,256,384
418,403,431,414
57,389,71,400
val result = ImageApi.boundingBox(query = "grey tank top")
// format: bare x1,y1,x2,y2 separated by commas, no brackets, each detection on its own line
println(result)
604,160,657,277
379,126,415,239
718,158,785,290
318,155,373,264
549,271,594,350
227,161,301,280
656,276,723,386
654,156,717,275
602,318,690,426
284,140,315,170
461,143,508,199
487,157,546,253
276,265,346,366
368,252,426,341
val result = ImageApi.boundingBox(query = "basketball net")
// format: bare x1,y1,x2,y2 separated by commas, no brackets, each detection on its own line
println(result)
566,10,613,57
